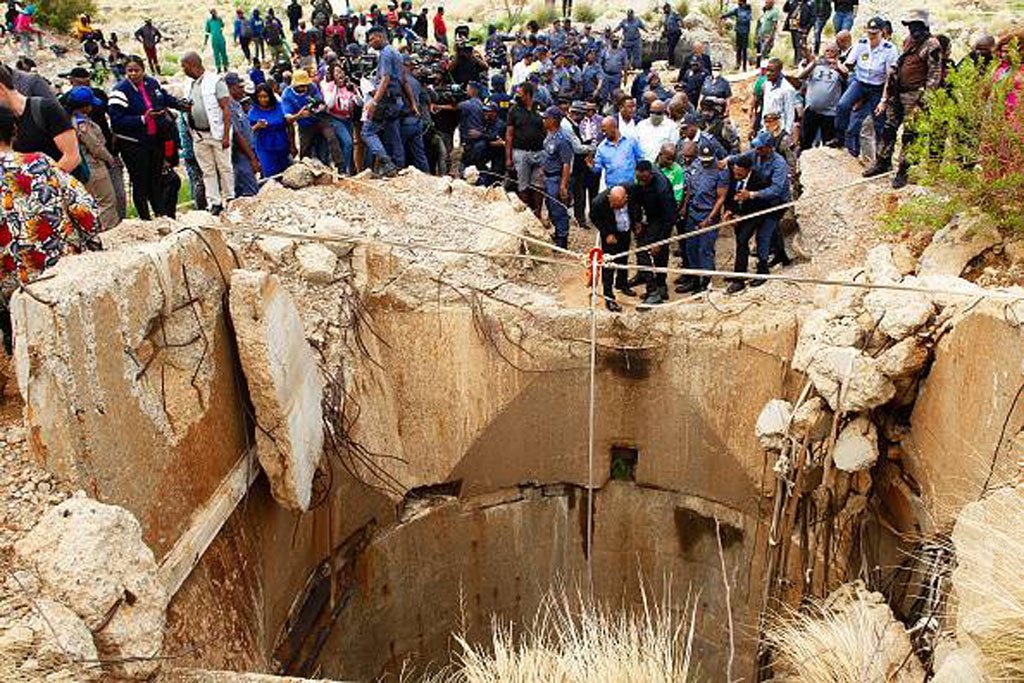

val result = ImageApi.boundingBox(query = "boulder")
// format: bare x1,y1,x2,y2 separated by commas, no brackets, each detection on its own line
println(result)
950,487,1024,650
916,273,984,309
790,396,833,443
295,242,338,284
891,244,918,276
918,210,1000,277
876,337,931,380
228,270,324,512
864,282,935,340
865,244,902,284
792,311,863,373
257,236,295,265
756,399,793,450
806,347,895,412
813,267,869,314
281,162,316,189
14,497,167,679
833,415,879,472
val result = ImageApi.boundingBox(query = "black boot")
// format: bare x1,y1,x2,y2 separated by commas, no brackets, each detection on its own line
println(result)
863,157,892,178
725,279,746,294
892,162,910,189
675,277,700,294
750,261,770,287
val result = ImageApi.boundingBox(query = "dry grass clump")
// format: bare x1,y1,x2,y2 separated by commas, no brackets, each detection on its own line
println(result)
764,582,923,683
423,586,700,683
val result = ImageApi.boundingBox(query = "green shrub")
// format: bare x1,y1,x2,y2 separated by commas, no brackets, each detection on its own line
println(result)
36,0,96,33
676,0,690,17
880,194,961,234
906,41,1024,233
573,2,597,24
528,3,559,26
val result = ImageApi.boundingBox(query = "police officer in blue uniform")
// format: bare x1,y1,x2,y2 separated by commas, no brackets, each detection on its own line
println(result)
679,143,730,293
580,49,602,101
832,16,898,157
598,37,628,103
662,3,682,67
616,9,645,70
363,25,414,176
541,105,574,249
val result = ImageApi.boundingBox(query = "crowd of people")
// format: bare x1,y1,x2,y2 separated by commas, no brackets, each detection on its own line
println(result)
0,0,1020,325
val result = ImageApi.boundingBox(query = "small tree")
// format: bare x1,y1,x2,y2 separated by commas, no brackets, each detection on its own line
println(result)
35,0,97,33
907,42,1024,233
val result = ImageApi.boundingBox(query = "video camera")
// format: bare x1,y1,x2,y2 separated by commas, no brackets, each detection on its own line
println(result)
344,44,378,80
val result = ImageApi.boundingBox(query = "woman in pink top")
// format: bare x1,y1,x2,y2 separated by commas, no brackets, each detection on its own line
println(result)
993,32,1024,119
320,62,361,173
14,5,42,57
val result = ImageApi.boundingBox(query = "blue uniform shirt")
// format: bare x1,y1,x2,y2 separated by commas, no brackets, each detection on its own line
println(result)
543,129,574,176
376,43,405,95
846,38,899,86
458,96,485,141
581,63,602,97
593,135,644,186
618,17,644,45
665,11,681,35
722,4,753,34
601,48,628,76
687,162,730,215
729,150,792,204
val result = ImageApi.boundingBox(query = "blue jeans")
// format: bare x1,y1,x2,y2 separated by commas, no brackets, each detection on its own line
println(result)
544,176,569,249
684,213,717,272
328,117,354,174
835,78,883,157
232,154,259,197
813,16,829,53
833,10,854,32
399,116,429,173
362,117,403,167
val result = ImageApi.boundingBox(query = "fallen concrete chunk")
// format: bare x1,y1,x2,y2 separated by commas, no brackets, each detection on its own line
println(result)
790,396,833,443
228,270,324,512
833,415,879,472
807,347,896,412
14,496,167,680
257,236,294,265
864,283,935,340
918,209,1000,277
281,163,316,189
865,244,902,284
916,274,984,309
877,337,930,380
756,399,793,450
295,243,338,284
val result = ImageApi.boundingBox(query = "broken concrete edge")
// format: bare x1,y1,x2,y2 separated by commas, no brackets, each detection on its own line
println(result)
228,270,326,513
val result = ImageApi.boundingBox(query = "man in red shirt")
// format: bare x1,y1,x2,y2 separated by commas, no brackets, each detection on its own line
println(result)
433,7,448,49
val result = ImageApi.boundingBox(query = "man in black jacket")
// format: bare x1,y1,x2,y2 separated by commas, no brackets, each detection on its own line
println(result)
633,160,677,306
590,185,640,312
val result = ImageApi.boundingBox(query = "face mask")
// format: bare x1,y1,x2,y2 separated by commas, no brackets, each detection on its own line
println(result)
650,113,665,125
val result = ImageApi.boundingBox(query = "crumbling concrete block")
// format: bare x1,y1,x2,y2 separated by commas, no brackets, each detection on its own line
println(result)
918,209,1000,277
833,415,879,472
790,396,833,443
877,337,930,380
295,243,338,284
14,496,168,679
864,283,935,340
865,244,901,284
257,236,294,265
755,399,792,450
806,347,895,413
229,270,325,512
931,639,986,683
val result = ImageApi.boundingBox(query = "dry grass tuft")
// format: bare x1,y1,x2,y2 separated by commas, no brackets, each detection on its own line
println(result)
420,585,700,683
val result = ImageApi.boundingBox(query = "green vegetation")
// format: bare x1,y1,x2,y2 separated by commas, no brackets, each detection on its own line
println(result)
880,194,961,234
573,2,597,25
528,3,559,27
906,42,1024,233
675,0,690,17
36,0,96,32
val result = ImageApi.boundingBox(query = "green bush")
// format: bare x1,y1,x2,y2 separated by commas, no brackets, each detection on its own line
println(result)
881,194,961,234
906,42,1024,233
35,0,96,33
676,0,690,17
573,2,597,24
528,3,559,26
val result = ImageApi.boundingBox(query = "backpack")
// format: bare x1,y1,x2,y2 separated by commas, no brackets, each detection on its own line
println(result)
240,19,253,39
29,98,90,184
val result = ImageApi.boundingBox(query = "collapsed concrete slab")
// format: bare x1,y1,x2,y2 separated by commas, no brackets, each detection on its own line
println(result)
228,270,324,512
14,496,168,679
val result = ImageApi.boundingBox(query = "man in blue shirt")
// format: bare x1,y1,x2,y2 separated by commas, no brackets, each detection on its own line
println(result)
580,49,602,101
541,106,574,249
362,25,416,176
591,116,643,187
678,142,730,293
281,69,345,172
722,0,754,71
723,131,792,292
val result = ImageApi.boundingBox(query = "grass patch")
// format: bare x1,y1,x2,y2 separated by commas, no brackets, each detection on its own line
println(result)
880,194,961,234
527,3,559,27
573,2,597,24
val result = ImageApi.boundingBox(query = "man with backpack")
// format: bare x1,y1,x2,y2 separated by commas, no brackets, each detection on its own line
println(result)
863,9,944,189
265,11,288,63
234,9,254,62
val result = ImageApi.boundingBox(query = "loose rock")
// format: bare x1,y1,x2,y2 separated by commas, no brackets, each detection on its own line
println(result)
756,399,793,450
295,243,338,284
833,415,879,472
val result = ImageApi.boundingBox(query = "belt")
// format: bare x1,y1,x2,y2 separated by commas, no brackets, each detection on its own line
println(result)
544,173,563,179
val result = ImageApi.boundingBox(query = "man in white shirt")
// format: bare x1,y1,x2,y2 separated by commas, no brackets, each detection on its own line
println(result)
181,51,234,214
617,95,637,138
633,99,679,161
511,50,540,88
761,57,799,134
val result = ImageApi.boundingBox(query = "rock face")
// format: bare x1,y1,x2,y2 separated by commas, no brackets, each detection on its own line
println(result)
14,497,168,679
918,209,1000,277
833,415,879,472
228,270,325,512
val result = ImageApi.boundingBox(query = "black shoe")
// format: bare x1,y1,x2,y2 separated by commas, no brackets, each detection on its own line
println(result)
626,275,644,288
768,254,792,268
863,159,892,178
605,299,622,312
892,166,910,189
725,280,746,294
617,285,638,297
675,279,700,294
641,290,665,306
750,277,767,288
209,204,223,216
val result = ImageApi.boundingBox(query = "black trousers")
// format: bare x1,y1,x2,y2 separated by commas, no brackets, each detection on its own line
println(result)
736,31,750,71
572,166,599,225
601,230,631,299
636,225,669,293
120,140,167,221
667,31,681,67
239,36,252,61
801,109,836,150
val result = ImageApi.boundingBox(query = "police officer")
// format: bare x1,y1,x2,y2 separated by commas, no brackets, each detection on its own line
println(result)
832,16,898,157
678,143,730,293
662,3,682,67
633,159,677,306
552,52,582,101
541,105,574,249
399,55,429,172
677,112,727,160
362,25,414,175
598,36,628,103
580,49,602,101
456,81,486,169
723,131,792,292
864,9,943,188
616,9,645,71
